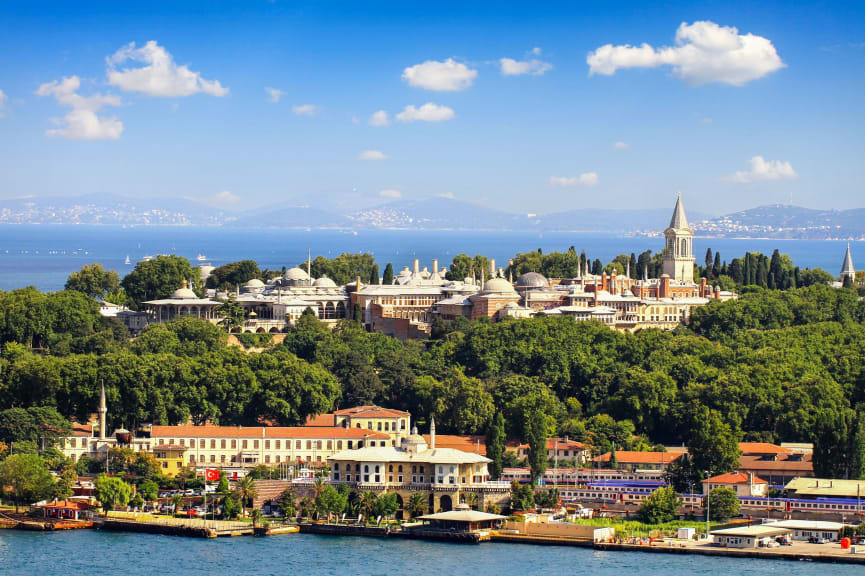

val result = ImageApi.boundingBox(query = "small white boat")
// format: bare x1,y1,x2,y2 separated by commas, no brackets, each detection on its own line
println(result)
141,254,154,262
124,255,131,265
196,253,207,261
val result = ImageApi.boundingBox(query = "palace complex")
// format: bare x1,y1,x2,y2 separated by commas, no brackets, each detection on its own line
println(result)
117,194,735,338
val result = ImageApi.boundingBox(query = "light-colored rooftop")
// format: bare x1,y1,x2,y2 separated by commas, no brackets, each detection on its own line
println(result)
785,477,865,498
711,525,790,538
419,510,506,522
328,445,491,465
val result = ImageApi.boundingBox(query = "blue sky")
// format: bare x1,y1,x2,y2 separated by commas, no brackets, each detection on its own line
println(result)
0,0,863,216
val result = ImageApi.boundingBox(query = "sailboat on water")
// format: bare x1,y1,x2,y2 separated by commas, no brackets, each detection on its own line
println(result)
124,255,131,265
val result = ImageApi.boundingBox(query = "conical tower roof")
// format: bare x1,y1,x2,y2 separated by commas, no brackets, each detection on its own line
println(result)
842,243,855,274
669,191,689,230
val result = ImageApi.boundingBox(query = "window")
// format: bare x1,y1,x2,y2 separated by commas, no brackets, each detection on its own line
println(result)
296,440,301,449
316,441,322,450
306,440,312,450
221,439,226,449
327,440,332,450
199,439,205,449
275,455,280,463
162,462,167,468
337,441,343,450
333,473,340,481
211,439,216,449
377,422,382,431
254,440,259,449
210,455,215,463
364,475,370,482
242,440,248,449
345,474,351,482
398,465,403,473
398,475,403,483
265,455,270,463
179,439,185,447
265,440,270,449
364,465,369,473
389,476,393,482
374,475,380,482
388,465,394,473
347,441,353,449
231,440,237,449
221,455,226,463
275,440,280,449
375,465,380,473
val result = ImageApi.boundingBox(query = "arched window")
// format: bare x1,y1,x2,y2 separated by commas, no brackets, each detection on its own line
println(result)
364,465,369,473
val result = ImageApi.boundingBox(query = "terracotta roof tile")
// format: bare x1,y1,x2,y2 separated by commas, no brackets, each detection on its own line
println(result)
303,413,337,427
593,451,682,464
739,442,791,455
422,434,486,455
150,425,390,440
332,405,410,418
517,438,591,451
704,471,767,485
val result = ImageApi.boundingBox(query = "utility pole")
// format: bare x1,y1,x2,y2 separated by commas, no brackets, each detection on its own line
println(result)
705,470,711,540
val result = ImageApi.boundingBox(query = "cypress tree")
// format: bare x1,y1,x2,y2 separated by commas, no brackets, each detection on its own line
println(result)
369,264,379,285
769,249,784,289
382,263,394,285
485,412,506,480
743,254,751,285
704,248,713,272
713,252,721,279
592,259,603,275
757,256,769,288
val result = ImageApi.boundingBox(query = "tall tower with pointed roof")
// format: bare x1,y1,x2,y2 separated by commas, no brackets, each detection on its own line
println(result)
662,192,695,284
98,380,107,440
841,243,856,284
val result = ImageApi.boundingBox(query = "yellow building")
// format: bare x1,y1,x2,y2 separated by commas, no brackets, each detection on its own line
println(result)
153,444,187,476
306,405,412,445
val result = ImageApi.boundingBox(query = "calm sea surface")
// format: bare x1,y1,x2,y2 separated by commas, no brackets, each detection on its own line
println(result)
0,225,859,292
0,530,857,576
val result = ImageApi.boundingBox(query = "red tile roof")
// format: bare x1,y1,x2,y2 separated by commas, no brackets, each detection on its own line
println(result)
593,451,682,464
423,434,487,455
739,442,791,455
739,454,813,473
152,444,187,451
332,405,410,419
304,413,337,427
704,471,767,485
150,425,390,440
40,500,93,510
71,423,93,437
517,438,591,451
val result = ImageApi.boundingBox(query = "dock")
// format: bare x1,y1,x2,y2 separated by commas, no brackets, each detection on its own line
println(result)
99,513,255,538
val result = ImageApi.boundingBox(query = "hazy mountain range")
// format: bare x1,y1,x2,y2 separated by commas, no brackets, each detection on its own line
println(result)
1,195,863,239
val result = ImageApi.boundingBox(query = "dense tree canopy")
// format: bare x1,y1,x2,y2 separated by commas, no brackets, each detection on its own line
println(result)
121,255,196,308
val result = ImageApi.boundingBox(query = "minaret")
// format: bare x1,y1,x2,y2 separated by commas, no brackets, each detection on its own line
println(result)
841,243,856,284
430,416,436,450
98,380,107,440
307,249,312,284
662,192,695,284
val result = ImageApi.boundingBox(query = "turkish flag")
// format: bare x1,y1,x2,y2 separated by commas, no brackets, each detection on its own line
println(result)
205,469,220,482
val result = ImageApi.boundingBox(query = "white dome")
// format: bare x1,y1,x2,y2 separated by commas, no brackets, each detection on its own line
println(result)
398,267,412,277
244,278,265,288
284,267,310,281
313,276,337,288
171,286,198,299
516,271,549,289
482,277,517,295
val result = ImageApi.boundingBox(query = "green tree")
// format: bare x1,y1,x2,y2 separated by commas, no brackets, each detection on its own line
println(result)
171,493,185,516
65,263,122,300
232,475,258,517
369,264,380,285
315,484,347,520
0,454,55,512
373,492,399,522
485,412,506,480
54,464,77,500
382,263,394,285
216,300,245,333
708,486,740,520
509,480,534,512
278,487,297,519
138,479,159,502
408,492,426,517
205,260,262,290
121,255,196,308
357,490,378,521
637,486,680,524
687,407,741,475
95,474,132,511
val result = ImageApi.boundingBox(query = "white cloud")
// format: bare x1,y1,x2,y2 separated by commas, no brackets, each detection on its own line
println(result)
107,41,228,97
437,192,455,199
358,149,387,161
549,173,599,188
36,76,123,140
587,21,785,86
499,57,552,76
531,47,543,56
379,189,402,199
187,190,241,207
614,141,628,149
0,89,6,117
265,87,285,103
292,104,318,116
396,103,455,123
402,58,477,91
724,156,798,183
369,110,390,126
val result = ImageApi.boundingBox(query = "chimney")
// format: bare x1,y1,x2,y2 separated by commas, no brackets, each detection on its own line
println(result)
356,276,362,291
660,274,670,299
489,259,496,278
430,416,436,450
413,258,420,277
432,259,438,276
601,271,608,292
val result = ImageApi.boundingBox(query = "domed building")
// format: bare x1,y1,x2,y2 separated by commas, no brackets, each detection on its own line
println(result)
242,278,266,293
283,266,311,286
142,280,221,324
515,271,549,291
313,276,337,288
469,277,520,320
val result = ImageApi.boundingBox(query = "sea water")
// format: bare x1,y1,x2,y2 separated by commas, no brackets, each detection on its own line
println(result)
0,224,858,292
0,530,857,576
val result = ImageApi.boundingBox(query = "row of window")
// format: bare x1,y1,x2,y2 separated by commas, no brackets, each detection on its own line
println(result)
188,454,325,464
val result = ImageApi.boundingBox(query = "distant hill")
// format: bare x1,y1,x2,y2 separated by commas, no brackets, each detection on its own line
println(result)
694,204,865,240
2,195,862,238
